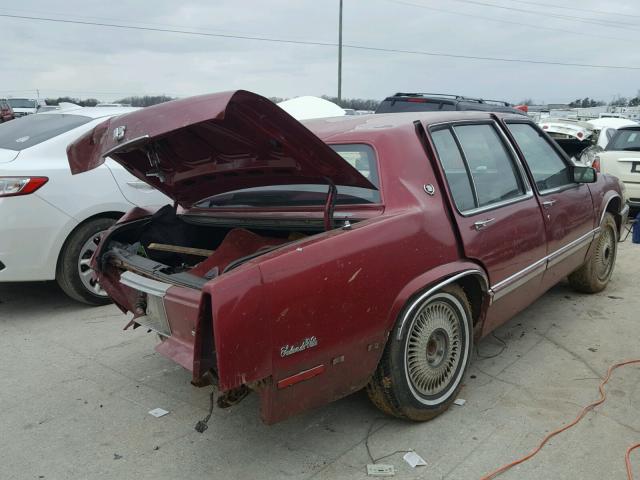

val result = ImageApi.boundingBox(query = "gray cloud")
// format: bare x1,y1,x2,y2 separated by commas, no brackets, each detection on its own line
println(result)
2,0,639,103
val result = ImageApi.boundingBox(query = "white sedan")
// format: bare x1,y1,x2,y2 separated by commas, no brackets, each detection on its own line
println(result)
0,107,169,304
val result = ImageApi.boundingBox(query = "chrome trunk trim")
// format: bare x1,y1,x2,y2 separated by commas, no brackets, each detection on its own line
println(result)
119,271,171,296
119,271,172,337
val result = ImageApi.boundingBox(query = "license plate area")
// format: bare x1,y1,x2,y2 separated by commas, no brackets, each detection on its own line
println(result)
119,271,172,337
138,294,171,337
632,162,640,173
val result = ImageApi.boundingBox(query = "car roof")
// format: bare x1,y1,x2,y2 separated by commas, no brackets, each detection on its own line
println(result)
303,111,527,140
38,106,139,119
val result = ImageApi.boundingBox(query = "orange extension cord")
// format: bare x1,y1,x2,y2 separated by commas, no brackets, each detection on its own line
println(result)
479,359,640,480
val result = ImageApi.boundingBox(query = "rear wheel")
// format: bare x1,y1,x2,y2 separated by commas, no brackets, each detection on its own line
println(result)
367,284,473,421
568,213,617,293
56,217,116,305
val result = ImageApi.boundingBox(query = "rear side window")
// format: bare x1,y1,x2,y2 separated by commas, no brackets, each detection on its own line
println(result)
0,114,92,151
453,124,524,207
506,122,572,191
431,129,475,211
606,129,640,151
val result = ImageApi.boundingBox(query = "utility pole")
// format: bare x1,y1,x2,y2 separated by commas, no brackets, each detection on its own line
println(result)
338,0,343,102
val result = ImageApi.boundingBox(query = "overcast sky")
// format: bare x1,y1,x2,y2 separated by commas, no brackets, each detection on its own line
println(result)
2,0,640,104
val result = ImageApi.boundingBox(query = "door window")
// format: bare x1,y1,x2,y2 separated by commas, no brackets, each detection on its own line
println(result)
507,122,572,191
431,129,476,211
452,124,525,207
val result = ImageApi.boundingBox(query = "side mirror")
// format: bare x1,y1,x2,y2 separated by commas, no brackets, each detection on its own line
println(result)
573,165,597,183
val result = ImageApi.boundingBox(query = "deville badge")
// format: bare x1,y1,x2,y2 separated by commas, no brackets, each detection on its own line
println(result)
280,336,318,357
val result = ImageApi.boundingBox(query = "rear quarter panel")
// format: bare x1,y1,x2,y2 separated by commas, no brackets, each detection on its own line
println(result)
253,207,463,422
206,126,486,423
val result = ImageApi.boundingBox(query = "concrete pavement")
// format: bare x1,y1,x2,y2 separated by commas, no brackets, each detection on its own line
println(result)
1,240,639,480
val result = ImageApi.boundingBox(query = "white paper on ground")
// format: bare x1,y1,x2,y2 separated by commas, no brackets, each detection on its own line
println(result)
403,451,428,468
148,408,169,418
453,398,466,406
366,464,395,476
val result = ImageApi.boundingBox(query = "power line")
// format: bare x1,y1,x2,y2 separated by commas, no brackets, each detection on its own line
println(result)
384,0,632,43
508,0,640,20
1,12,640,71
448,0,640,31
0,7,328,43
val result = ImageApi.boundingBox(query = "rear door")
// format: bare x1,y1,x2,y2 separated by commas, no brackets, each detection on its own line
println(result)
504,121,595,287
428,121,547,334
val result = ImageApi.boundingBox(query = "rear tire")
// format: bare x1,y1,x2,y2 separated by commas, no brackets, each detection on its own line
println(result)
56,217,116,305
568,213,617,293
367,284,473,421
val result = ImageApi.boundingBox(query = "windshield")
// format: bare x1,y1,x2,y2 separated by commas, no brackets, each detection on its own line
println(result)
195,144,380,208
606,129,640,151
7,98,37,109
0,114,92,151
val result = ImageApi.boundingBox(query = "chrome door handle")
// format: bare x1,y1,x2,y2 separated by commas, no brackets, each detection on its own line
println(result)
473,218,495,230
542,200,557,209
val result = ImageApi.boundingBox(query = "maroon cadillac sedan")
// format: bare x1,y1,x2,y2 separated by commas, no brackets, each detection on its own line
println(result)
68,90,627,424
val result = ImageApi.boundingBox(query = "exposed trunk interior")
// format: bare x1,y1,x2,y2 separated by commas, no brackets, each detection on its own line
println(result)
102,205,330,288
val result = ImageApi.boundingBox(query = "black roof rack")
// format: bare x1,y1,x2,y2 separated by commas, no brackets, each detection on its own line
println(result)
391,92,512,107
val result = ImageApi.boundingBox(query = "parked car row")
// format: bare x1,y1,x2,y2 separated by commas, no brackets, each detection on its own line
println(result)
7,98,42,117
65,90,627,424
0,99,15,122
538,117,638,165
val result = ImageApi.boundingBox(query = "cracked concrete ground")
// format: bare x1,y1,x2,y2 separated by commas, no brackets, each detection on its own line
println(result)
1,240,639,480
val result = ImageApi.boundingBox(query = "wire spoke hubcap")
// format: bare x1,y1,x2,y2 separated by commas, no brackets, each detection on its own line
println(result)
77,232,108,297
594,226,615,282
406,299,461,397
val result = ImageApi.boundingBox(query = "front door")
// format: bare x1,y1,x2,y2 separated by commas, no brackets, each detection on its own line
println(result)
504,122,595,288
428,121,547,334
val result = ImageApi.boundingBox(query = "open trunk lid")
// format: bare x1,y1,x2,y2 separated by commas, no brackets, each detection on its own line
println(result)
67,90,375,208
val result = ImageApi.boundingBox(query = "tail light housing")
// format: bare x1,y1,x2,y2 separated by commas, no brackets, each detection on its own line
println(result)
592,156,601,172
0,177,49,197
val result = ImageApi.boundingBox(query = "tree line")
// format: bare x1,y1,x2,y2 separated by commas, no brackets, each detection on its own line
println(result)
44,91,640,110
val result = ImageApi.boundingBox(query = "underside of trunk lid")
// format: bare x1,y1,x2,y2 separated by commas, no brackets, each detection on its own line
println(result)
67,90,375,208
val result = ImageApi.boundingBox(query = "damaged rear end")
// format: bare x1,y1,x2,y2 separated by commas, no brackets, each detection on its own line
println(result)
67,90,378,422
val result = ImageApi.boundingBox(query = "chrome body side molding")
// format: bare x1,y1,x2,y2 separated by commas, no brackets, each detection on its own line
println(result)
547,228,599,268
489,227,600,303
395,269,489,341
600,193,622,225
490,257,547,302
